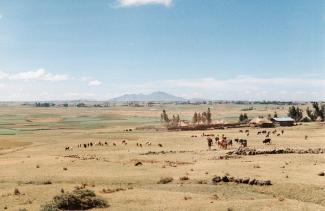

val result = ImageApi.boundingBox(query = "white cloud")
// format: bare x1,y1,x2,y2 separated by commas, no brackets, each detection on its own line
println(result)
0,69,70,81
116,0,172,7
88,80,102,86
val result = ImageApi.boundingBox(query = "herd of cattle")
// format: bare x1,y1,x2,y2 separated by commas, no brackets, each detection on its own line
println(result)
64,140,163,151
64,128,296,151
203,128,287,150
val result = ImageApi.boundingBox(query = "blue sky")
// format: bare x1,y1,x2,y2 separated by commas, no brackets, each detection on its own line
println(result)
0,0,324,101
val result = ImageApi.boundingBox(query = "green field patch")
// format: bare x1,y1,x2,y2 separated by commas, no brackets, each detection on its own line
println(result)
0,128,17,135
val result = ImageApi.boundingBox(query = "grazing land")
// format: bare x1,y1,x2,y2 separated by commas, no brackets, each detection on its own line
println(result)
0,104,324,211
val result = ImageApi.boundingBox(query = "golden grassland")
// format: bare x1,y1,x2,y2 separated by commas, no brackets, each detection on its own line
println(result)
0,104,324,211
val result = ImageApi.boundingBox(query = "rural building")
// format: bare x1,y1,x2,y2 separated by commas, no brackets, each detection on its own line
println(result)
249,117,274,128
271,117,294,126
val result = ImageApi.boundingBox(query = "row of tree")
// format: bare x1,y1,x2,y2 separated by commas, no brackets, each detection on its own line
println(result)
192,108,212,124
288,102,325,122
160,110,180,126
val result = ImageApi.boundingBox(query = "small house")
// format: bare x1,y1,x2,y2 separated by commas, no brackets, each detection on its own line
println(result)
271,117,294,127
249,117,274,128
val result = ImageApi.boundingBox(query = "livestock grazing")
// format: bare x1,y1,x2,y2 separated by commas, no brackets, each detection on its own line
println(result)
84,144,87,148
65,147,70,151
215,137,220,142
238,139,247,147
217,139,228,149
202,133,214,137
305,135,308,140
207,138,213,150
158,143,163,147
112,143,116,146
227,140,233,147
234,138,239,143
277,134,281,137
245,130,249,133
105,142,108,145
246,133,249,136
272,130,277,134
90,142,93,146
257,131,261,135
263,138,272,144
239,130,243,133
281,130,284,135
262,130,267,134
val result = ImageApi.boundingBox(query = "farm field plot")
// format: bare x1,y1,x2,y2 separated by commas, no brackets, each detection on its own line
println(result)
0,105,324,211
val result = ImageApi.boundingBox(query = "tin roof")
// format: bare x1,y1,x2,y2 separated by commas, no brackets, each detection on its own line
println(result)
272,117,294,122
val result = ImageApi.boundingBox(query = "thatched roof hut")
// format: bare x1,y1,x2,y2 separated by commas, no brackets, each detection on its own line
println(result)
249,117,274,128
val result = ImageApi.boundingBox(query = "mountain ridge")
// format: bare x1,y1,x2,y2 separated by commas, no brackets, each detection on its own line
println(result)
109,91,186,102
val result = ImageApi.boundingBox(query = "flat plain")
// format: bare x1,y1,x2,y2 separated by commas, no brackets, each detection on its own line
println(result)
0,104,324,211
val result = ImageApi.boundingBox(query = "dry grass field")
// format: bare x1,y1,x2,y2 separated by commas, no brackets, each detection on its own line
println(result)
0,104,324,211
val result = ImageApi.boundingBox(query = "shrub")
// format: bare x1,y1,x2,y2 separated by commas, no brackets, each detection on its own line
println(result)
14,188,21,195
40,189,108,211
157,177,173,184
179,176,189,181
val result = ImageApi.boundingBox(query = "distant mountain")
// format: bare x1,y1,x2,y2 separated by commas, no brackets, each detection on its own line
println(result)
109,91,186,102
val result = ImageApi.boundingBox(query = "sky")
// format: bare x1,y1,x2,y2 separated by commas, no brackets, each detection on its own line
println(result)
0,0,324,101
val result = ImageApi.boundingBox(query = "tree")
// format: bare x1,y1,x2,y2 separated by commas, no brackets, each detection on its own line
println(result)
176,114,180,123
274,111,278,118
206,108,212,124
243,113,248,120
202,112,207,124
161,110,170,123
192,112,198,124
197,113,202,124
306,102,325,121
239,113,248,122
306,107,317,121
288,106,303,122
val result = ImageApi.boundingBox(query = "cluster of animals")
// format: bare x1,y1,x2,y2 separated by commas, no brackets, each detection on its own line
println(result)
257,129,284,137
239,129,250,136
65,141,118,150
207,134,248,150
124,129,133,132
76,141,109,148
65,139,165,151
136,141,152,147
202,128,291,150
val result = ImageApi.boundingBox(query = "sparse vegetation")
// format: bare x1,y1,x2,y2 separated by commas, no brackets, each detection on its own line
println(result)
157,177,173,184
40,189,108,211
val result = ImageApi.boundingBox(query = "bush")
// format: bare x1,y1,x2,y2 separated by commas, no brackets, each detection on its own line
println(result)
157,177,173,184
179,176,189,181
40,189,108,211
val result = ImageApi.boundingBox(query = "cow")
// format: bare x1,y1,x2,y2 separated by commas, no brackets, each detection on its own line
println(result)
238,139,247,147
263,138,271,144
207,137,213,150
227,139,233,147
